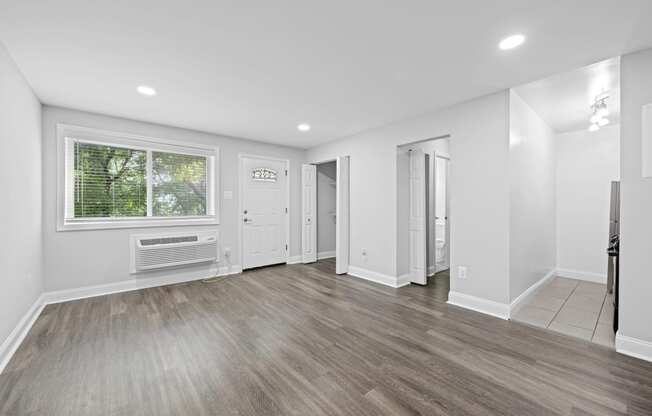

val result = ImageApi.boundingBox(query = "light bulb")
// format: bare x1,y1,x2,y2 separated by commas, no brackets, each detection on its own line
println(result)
499,34,526,50
588,123,600,132
137,85,156,96
596,105,608,119
590,113,601,124
598,118,609,127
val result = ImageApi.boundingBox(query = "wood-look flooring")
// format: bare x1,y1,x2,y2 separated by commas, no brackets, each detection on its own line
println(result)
1,259,652,415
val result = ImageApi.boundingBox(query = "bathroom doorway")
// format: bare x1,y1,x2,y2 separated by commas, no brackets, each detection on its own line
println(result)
397,136,451,299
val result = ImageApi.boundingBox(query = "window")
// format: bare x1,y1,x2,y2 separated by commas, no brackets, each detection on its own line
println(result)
58,124,218,230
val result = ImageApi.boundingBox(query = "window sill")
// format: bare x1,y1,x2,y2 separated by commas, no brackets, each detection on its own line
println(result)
57,216,219,231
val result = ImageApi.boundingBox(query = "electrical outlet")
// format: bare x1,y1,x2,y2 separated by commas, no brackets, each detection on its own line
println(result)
457,266,467,279
361,248,367,256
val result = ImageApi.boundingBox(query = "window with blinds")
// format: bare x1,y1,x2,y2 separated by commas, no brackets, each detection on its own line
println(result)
152,151,207,216
74,142,147,217
58,124,218,230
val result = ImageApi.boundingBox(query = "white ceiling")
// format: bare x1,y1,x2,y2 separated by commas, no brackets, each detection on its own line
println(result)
514,57,620,133
1,1,651,148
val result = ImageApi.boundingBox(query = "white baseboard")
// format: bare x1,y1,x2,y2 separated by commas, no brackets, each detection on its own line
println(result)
347,266,406,288
447,291,510,320
509,269,556,316
428,264,449,276
555,268,606,284
317,251,336,260
286,255,302,264
42,264,242,305
616,332,652,363
396,273,411,288
0,294,46,374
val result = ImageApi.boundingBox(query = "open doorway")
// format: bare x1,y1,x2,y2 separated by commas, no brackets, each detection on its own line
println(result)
301,157,350,275
397,136,451,301
509,57,620,349
315,161,337,271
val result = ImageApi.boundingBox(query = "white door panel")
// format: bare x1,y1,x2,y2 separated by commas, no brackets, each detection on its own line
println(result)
434,154,450,271
302,164,317,263
409,149,427,285
241,156,288,269
336,156,350,274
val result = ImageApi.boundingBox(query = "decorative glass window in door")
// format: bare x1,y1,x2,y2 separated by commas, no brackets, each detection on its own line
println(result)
251,167,277,182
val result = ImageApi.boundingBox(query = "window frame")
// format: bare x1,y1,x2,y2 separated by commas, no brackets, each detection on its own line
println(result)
57,124,219,231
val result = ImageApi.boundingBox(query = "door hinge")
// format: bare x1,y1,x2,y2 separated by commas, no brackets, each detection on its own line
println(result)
285,207,288,214
285,244,288,251
285,169,288,176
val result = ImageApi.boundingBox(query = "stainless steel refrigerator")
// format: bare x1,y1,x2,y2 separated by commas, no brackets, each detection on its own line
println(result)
607,181,620,293
606,181,620,333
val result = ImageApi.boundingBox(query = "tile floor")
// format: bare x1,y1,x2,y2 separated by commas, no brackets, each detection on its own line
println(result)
512,277,615,348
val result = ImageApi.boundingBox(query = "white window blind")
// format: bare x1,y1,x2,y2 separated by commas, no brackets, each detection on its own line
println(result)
58,124,218,231
74,141,147,218
152,151,208,216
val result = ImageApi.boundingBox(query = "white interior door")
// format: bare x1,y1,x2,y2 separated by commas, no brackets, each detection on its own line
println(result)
434,154,450,271
302,164,317,263
241,156,288,269
409,149,427,284
336,156,350,274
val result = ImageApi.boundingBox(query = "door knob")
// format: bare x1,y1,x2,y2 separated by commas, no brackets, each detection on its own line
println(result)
243,209,248,214
244,218,252,223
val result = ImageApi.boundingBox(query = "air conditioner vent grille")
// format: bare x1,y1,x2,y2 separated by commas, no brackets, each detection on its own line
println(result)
137,243,217,270
140,236,199,246
130,231,218,273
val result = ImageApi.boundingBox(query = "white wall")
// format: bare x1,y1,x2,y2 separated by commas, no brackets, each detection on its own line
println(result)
556,124,619,279
508,91,556,301
307,91,511,304
42,106,305,292
619,47,652,347
316,161,336,256
0,44,43,345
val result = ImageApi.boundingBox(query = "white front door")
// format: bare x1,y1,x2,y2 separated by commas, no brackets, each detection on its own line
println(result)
409,149,427,284
241,156,288,269
302,164,317,263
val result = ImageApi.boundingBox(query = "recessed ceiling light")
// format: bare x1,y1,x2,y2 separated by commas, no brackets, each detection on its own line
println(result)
137,85,157,96
499,34,525,50
297,123,311,132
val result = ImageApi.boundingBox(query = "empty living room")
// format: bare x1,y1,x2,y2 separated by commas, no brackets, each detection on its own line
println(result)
2,1,652,415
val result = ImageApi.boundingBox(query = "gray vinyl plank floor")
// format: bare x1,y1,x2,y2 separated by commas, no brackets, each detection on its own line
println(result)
1,261,650,415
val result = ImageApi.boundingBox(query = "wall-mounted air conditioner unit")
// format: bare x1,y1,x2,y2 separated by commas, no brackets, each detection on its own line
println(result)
130,231,219,273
